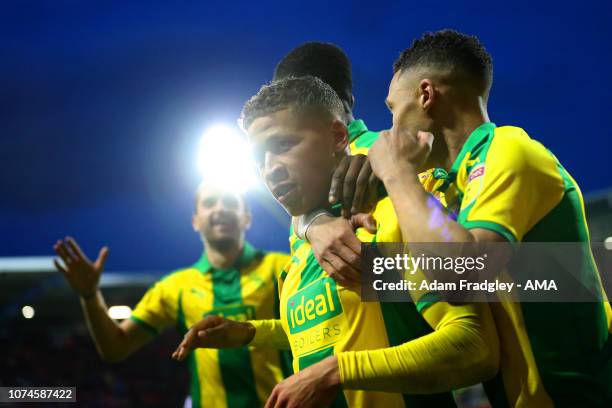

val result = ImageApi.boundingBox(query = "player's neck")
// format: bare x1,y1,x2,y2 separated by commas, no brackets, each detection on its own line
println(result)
204,239,244,269
435,98,490,170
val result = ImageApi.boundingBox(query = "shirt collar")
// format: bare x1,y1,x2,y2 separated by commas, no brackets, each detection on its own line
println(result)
448,122,496,177
347,119,369,143
193,241,258,274
429,122,496,191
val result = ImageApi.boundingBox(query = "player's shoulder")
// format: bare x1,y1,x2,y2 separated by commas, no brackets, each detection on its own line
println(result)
372,196,395,219
261,251,291,264
157,265,199,286
489,125,554,169
356,196,400,242
491,125,542,152
493,125,531,143
250,251,290,283
254,251,291,275
350,130,380,154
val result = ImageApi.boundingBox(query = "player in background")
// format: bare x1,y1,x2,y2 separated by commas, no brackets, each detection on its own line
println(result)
53,184,291,408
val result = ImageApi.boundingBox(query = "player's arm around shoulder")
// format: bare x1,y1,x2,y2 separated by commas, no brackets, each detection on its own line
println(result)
263,251,292,280
337,301,499,394
421,301,500,384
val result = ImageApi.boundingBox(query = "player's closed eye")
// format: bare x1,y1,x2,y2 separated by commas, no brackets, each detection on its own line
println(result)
272,139,296,154
202,197,218,208
221,196,239,210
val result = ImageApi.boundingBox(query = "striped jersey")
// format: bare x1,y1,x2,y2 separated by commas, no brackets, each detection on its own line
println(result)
280,198,456,407
131,243,291,408
348,119,380,155
421,122,612,407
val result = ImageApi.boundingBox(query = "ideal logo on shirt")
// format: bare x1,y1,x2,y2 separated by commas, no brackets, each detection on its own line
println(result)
286,277,342,334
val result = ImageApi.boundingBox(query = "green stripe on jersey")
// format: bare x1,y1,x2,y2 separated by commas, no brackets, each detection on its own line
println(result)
298,252,325,290
178,290,202,408
212,268,261,408
298,347,349,408
274,276,294,377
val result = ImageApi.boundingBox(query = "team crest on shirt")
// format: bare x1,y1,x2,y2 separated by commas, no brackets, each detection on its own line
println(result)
462,164,486,208
204,305,256,322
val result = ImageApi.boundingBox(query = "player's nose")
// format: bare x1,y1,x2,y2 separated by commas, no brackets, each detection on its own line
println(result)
263,152,287,185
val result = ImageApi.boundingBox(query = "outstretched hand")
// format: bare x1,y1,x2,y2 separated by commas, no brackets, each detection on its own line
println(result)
53,237,108,298
172,315,255,361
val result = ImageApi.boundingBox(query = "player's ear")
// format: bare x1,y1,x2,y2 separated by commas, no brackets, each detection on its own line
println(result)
191,213,200,232
243,207,252,231
418,79,435,110
330,119,349,153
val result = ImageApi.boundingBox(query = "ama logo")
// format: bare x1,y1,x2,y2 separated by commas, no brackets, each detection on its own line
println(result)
286,277,342,334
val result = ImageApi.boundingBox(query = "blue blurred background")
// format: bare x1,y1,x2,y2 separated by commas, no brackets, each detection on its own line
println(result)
2,0,611,273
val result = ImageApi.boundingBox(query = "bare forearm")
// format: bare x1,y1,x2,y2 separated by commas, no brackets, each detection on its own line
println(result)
80,290,131,362
384,175,474,243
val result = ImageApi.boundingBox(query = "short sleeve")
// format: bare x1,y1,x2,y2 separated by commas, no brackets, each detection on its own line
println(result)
458,127,565,242
131,277,177,335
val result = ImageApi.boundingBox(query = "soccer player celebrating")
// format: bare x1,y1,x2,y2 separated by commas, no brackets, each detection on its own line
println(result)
273,41,381,285
53,184,290,408
365,30,612,407
174,76,501,407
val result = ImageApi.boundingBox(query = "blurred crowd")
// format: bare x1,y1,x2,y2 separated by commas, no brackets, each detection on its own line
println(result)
0,326,188,407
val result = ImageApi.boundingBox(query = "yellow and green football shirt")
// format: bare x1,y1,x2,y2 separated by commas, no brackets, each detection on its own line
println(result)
422,122,612,407
280,198,456,408
131,243,291,408
348,118,380,156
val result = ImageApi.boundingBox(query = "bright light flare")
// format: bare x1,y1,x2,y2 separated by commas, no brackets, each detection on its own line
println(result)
197,124,257,193
108,305,132,320
22,305,35,319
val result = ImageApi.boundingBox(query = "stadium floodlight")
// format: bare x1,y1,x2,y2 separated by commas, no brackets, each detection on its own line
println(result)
108,305,132,320
196,124,258,193
22,305,35,319
605,236,612,251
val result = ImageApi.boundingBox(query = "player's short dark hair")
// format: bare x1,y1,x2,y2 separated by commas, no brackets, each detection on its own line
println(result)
273,42,353,106
394,29,493,94
241,76,345,131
